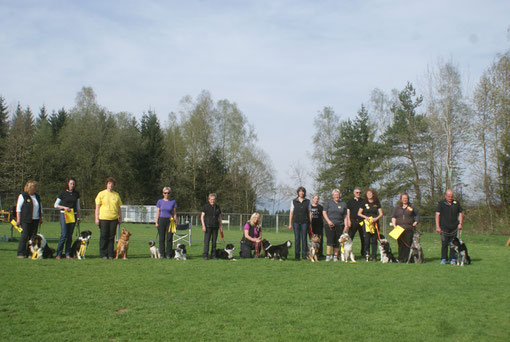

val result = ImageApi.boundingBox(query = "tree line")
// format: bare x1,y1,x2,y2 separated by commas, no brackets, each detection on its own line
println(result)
0,88,274,213
311,52,510,232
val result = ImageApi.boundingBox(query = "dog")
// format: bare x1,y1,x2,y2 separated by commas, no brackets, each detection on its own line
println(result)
339,233,356,263
450,237,471,266
308,234,320,262
407,231,424,264
262,239,292,260
215,243,236,260
148,241,160,259
173,244,187,260
71,230,92,260
28,234,55,259
114,228,132,259
379,235,397,263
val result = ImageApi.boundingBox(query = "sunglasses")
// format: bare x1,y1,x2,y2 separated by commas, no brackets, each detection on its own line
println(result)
163,192,169,194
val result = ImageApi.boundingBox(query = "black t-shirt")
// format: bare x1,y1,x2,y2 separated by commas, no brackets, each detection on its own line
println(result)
58,190,80,211
435,199,462,230
310,204,323,226
361,201,381,218
202,203,221,228
347,198,365,222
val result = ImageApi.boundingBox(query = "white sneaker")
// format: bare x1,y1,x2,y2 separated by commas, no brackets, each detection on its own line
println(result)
325,255,332,262
333,255,338,262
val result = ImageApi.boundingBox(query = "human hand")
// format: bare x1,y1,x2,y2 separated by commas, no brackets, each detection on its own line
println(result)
202,225,206,232
95,218,99,226
413,222,418,227
16,220,21,226
458,223,463,230
436,226,442,233
155,222,159,228
328,221,334,228
288,225,292,230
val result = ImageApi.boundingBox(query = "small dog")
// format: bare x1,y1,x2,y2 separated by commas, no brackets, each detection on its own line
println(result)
407,231,424,264
173,244,187,260
339,233,356,263
450,237,471,266
115,228,132,259
309,234,320,262
262,239,292,260
71,230,92,260
216,244,236,260
379,235,397,263
148,241,160,259
28,234,55,259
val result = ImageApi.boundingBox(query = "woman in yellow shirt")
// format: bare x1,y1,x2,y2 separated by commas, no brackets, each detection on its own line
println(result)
95,177,122,259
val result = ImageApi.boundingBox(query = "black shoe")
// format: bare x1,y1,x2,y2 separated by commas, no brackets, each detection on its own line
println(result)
203,255,208,260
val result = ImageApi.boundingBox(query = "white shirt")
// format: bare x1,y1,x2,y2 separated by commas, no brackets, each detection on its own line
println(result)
16,194,41,220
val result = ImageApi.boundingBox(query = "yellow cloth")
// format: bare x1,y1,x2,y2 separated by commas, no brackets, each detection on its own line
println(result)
64,209,75,224
11,220,22,233
79,241,87,257
362,217,375,233
389,225,405,239
95,190,122,220
169,217,176,233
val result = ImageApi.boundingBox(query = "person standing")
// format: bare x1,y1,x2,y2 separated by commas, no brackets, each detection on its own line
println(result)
95,177,122,259
358,189,383,262
322,189,350,262
201,193,223,260
288,186,311,261
435,189,463,265
54,178,81,260
16,181,43,258
155,187,177,259
346,187,365,257
309,194,324,258
391,193,419,263
240,212,262,258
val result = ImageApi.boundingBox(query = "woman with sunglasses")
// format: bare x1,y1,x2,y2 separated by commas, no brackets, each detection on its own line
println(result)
155,187,177,259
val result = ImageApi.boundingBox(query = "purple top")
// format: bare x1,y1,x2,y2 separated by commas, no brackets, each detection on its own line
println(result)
156,199,177,218
244,222,260,238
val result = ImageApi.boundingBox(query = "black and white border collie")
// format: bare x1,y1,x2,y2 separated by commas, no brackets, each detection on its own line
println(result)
71,230,92,260
450,237,471,266
216,244,236,260
173,244,187,260
28,234,55,259
262,239,292,260
379,235,398,263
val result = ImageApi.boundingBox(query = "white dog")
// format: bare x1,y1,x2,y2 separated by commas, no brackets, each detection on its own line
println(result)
339,233,355,263
148,241,160,259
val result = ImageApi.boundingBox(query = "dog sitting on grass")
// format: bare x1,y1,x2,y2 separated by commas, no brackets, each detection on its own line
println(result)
339,233,355,263
308,234,320,262
407,231,424,264
450,237,471,266
114,228,132,259
148,241,160,259
28,234,55,259
379,235,397,263
71,230,92,260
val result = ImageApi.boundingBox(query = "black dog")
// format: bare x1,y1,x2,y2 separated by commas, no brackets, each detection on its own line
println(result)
71,230,92,260
216,244,236,260
450,237,471,266
379,235,398,263
262,239,292,260
28,234,55,259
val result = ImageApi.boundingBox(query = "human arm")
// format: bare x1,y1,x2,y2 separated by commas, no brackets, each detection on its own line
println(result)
244,226,260,243
343,210,349,233
54,198,71,211
117,206,122,224
16,194,23,226
201,212,206,232
95,204,100,226
458,212,463,230
373,208,383,223
322,210,334,228
413,206,419,227
219,214,223,234
288,210,293,230
435,212,441,233
155,207,160,227
173,207,177,222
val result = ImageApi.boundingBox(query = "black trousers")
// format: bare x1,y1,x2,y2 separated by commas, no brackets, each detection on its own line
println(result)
240,241,254,258
99,219,118,258
348,219,365,256
17,220,39,257
203,226,219,258
397,228,414,262
311,222,324,256
364,232,378,259
157,217,174,257
441,231,457,260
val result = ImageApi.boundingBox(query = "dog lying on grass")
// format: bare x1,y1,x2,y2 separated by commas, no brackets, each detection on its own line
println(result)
115,228,132,259
262,239,292,260
173,244,187,260
216,244,236,260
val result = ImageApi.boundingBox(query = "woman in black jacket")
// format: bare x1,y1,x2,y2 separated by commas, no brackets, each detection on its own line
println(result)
16,181,43,258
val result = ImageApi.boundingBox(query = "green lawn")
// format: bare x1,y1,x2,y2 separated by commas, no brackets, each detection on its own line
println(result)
0,222,508,341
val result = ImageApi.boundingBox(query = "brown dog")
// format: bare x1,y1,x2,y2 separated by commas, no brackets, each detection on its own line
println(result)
115,228,132,259
309,234,321,262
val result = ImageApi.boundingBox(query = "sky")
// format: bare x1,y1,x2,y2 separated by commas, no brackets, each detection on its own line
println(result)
1,0,509,190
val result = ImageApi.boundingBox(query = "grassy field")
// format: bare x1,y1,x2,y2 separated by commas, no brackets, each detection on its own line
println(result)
1,222,509,341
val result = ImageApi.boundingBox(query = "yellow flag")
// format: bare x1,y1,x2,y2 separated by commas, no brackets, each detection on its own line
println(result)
11,220,22,233
64,209,75,224
364,217,375,233
389,225,405,239
169,217,176,233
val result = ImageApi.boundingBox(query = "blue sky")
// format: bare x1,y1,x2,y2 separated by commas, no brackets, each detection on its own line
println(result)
1,0,509,188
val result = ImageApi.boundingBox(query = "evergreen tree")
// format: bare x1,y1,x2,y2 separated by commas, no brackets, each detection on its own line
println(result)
0,96,8,143
49,107,68,139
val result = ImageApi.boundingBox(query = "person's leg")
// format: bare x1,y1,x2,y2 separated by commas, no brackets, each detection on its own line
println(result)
240,242,252,258
363,231,371,260
357,224,366,257
203,227,212,259
292,223,301,260
447,234,456,261
158,219,167,258
107,220,117,259
167,232,174,258
210,228,219,258
17,222,32,257
56,213,67,258
440,233,449,261
99,220,109,258
370,234,378,260
299,223,308,259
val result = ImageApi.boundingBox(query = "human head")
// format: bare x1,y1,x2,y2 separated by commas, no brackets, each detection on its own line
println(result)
249,212,260,226
399,193,410,206
353,187,362,199
67,177,77,191
105,177,116,190
24,181,38,195
445,189,453,202
365,189,379,203
162,186,171,197
332,189,340,202
296,186,306,198
312,194,319,205
208,193,217,205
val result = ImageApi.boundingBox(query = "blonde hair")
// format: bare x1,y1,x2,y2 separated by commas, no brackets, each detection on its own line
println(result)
208,193,217,199
24,180,38,194
249,212,260,227
162,186,171,193
332,189,340,195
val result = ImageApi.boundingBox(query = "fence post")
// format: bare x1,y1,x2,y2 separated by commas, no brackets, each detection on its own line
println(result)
276,214,279,233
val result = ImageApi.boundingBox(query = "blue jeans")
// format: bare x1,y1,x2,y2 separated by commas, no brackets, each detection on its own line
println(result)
293,222,308,259
57,213,76,257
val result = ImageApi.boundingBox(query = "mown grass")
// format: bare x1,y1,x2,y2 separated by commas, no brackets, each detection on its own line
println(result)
0,222,509,341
